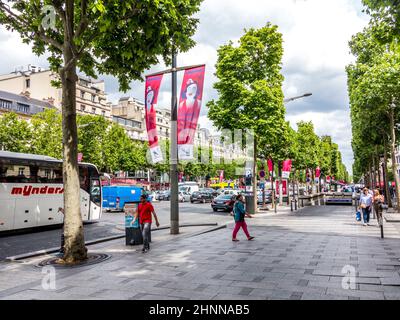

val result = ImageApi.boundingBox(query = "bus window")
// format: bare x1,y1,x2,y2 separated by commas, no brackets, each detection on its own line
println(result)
0,166,7,182
79,166,90,192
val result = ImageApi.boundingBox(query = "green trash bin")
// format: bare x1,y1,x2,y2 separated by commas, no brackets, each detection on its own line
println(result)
245,194,256,215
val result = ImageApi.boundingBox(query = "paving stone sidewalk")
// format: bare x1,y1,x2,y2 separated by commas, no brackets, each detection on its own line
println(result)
1,205,400,300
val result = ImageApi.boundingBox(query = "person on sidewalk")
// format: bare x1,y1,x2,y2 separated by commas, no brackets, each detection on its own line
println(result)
359,188,373,226
232,194,255,242
373,189,385,227
135,194,160,253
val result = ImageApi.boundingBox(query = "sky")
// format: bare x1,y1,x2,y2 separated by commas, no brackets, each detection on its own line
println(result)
0,0,370,175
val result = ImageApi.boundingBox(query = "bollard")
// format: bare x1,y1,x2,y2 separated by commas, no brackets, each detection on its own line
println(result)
295,199,298,211
291,201,293,212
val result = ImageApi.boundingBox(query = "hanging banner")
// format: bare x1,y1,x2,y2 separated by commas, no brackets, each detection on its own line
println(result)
177,65,206,160
326,176,331,183
316,167,321,179
282,160,292,179
145,74,164,163
219,170,224,183
268,159,273,174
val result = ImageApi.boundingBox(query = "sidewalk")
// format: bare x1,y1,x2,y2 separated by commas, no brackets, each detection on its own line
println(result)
1,205,400,300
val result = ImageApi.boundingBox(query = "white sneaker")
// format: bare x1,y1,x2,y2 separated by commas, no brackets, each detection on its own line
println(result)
363,223,367,226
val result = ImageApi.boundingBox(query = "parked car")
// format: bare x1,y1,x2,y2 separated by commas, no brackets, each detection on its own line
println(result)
211,194,235,212
179,191,191,202
190,191,214,203
157,190,170,201
201,188,219,198
257,190,272,204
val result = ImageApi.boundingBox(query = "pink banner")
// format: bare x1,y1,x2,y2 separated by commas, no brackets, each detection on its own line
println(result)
316,167,321,178
145,74,164,163
268,159,273,173
282,160,292,179
177,65,206,160
219,170,224,183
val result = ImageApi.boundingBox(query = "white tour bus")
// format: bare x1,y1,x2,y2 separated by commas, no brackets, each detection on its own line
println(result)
0,151,102,232
178,182,200,195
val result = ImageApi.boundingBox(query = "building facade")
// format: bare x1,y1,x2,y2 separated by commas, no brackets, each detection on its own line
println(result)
0,89,55,121
0,65,111,118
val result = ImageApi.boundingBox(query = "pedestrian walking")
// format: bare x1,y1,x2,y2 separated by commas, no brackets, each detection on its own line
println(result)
359,188,373,226
373,189,385,227
135,194,160,253
232,194,255,242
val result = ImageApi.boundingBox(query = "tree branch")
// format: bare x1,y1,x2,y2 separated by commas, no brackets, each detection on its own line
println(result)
0,1,63,51
75,0,89,39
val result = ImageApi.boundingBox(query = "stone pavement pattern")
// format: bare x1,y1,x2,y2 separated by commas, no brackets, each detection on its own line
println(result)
1,205,400,300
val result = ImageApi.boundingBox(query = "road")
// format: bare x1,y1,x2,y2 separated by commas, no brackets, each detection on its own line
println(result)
0,200,233,260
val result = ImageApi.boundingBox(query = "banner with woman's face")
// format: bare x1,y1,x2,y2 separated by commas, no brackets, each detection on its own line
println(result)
145,74,164,163
177,65,206,160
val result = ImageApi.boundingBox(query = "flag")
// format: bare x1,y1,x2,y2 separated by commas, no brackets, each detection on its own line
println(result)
177,65,206,160
268,159,273,174
145,74,164,163
282,160,292,179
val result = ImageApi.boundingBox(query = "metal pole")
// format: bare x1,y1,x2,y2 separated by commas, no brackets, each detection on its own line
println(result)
170,51,179,235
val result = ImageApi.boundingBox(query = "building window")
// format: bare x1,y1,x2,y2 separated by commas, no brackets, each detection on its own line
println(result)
91,95,95,102
81,105,86,112
25,79,30,88
0,99,12,110
92,107,96,114
101,110,105,117
80,91,85,99
16,103,29,113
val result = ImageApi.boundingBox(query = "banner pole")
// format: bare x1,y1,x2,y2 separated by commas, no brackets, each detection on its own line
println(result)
170,50,179,235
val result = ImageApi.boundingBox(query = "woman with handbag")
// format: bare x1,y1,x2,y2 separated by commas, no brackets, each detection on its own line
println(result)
359,188,373,226
373,189,385,226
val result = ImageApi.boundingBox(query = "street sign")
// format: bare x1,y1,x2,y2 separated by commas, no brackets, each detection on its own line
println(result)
259,170,266,178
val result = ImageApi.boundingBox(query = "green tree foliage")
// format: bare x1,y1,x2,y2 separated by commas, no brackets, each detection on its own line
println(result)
0,112,32,152
30,109,62,159
207,23,286,153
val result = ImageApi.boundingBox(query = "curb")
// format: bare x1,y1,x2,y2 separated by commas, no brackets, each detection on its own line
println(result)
5,223,220,262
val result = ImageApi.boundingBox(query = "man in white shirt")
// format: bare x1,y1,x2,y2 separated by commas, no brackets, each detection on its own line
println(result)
359,188,373,226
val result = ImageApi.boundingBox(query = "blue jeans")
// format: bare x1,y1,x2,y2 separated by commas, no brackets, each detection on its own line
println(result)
362,207,371,223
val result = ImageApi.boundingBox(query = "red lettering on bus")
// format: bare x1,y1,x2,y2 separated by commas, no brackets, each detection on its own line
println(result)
11,187,23,195
10,185,65,196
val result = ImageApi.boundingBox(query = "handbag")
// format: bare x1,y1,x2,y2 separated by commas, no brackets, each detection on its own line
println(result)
356,211,361,222
380,204,389,210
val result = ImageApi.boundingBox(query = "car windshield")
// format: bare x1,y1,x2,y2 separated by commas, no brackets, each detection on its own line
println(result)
216,195,232,200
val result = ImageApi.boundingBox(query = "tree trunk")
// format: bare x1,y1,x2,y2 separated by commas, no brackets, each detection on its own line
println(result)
60,43,87,264
389,107,400,212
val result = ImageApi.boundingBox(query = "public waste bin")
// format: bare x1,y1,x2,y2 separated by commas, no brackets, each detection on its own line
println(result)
245,194,256,215
124,203,143,246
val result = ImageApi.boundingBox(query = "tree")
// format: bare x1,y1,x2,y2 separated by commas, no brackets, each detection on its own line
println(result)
0,112,32,152
30,108,62,158
208,23,286,211
0,0,202,264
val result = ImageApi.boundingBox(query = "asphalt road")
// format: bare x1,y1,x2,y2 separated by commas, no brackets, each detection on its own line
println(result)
0,200,233,260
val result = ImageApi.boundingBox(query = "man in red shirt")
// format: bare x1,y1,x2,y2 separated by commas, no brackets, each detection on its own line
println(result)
136,194,160,253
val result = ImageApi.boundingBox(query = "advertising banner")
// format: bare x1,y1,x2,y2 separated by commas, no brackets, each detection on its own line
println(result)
219,170,224,183
276,180,288,196
145,74,164,163
316,167,321,180
268,159,273,174
177,65,206,160
282,160,292,179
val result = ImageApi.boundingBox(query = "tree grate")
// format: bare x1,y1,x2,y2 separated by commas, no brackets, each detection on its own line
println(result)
36,253,111,269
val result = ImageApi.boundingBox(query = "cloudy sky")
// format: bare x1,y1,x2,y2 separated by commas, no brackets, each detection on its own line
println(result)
0,0,369,174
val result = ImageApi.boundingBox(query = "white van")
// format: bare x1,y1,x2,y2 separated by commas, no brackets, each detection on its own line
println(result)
178,182,199,195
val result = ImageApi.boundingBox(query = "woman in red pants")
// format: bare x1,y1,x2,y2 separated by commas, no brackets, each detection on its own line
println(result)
232,194,255,242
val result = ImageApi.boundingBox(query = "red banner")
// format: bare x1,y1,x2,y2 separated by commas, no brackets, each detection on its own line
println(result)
177,65,206,160
219,170,224,183
282,160,292,179
268,159,273,173
316,167,321,178
145,74,164,163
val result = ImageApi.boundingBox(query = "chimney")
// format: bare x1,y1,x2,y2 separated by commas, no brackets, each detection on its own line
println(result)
20,91,31,99
43,97,55,106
